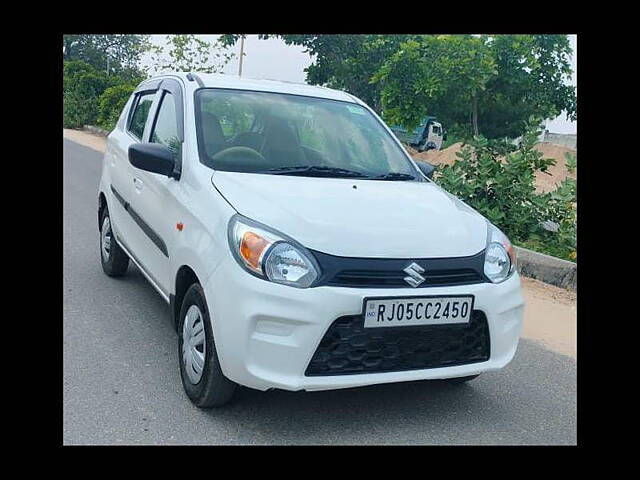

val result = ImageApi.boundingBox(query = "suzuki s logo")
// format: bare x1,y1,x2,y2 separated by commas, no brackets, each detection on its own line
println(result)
403,262,426,288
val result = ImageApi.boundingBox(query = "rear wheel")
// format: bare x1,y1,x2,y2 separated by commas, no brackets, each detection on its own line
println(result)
178,283,237,408
100,206,129,276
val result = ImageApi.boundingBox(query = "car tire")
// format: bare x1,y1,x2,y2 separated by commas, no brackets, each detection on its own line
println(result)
100,206,129,277
178,283,237,408
442,374,480,384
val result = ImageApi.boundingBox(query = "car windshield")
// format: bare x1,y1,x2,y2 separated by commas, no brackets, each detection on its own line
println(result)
195,89,420,180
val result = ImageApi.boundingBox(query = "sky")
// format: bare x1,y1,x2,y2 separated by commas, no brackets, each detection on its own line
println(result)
142,34,577,134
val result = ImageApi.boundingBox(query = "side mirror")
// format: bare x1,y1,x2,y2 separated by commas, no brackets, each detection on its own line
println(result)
129,143,178,178
416,161,436,179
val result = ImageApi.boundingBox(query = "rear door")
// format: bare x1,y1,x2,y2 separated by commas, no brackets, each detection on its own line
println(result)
126,78,185,296
106,83,159,257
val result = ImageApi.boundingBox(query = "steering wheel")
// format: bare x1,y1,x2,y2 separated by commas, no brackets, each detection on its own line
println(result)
210,146,267,171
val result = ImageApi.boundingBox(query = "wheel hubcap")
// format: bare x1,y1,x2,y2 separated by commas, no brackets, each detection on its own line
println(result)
101,216,112,261
182,305,206,384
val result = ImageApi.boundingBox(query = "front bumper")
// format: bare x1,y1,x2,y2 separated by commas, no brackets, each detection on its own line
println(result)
204,255,524,392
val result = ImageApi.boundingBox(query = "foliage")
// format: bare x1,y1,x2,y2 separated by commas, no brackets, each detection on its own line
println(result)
63,35,151,78
475,35,576,139
373,35,497,134
220,34,576,140
63,34,235,131
63,60,142,129
151,35,234,74
63,61,115,128
220,34,413,112
435,120,577,261
97,83,137,131
375,34,575,139
441,124,472,149
522,151,577,260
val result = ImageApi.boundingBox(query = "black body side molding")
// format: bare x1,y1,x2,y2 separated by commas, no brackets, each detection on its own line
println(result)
110,185,169,258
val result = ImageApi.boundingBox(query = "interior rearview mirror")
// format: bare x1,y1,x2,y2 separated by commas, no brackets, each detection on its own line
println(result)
128,143,178,179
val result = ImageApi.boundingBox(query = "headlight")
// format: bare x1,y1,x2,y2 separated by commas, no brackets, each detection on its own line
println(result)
227,214,320,288
484,223,516,283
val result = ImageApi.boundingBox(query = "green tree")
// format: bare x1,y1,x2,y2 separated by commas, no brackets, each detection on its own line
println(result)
62,35,151,78
373,35,497,134
152,35,234,74
63,60,115,128
63,59,144,129
221,34,576,139
374,34,576,139
477,35,576,138
220,34,413,112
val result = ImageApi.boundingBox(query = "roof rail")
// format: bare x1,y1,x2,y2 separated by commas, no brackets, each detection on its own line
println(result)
186,72,204,88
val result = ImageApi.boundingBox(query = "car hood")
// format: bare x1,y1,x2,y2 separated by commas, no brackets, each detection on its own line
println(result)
212,172,487,258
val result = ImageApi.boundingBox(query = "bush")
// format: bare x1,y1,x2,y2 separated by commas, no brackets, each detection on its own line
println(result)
97,84,136,132
520,152,576,260
441,123,473,149
435,119,577,261
63,61,114,128
63,60,143,130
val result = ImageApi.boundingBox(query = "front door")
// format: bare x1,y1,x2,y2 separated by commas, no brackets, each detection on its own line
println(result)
126,79,185,296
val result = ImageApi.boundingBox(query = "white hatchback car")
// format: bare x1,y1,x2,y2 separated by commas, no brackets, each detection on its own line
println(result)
98,73,525,407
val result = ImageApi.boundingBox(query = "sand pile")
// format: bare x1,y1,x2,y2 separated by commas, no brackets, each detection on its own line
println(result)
532,143,577,193
407,142,464,166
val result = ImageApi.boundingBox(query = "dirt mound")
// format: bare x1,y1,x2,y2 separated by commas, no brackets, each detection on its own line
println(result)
407,142,464,166
532,143,577,194
409,141,576,193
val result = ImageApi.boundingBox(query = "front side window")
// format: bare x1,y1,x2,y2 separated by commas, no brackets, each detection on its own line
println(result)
151,92,181,159
195,89,420,180
128,91,155,139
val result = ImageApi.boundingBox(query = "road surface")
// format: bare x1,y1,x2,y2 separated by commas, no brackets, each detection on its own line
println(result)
63,137,577,445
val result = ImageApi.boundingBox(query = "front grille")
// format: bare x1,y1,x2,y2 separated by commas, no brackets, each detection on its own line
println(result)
330,268,484,288
310,249,488,288
305,311,490,376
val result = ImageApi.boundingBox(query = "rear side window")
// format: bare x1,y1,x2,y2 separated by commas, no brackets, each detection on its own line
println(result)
128,92,155,139
150,92,181,159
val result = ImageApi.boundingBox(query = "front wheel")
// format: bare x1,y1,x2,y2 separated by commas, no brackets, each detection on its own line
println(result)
178,283,237,408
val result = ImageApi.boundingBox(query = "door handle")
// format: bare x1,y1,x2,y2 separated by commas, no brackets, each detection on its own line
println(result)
133,177,144,191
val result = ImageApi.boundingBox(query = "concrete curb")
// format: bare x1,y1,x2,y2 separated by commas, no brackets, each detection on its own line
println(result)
515,246,576,291
83,125,110,137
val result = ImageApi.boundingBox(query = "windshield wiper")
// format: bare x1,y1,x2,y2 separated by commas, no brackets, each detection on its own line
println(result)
369,172,417,181
262,165,369,178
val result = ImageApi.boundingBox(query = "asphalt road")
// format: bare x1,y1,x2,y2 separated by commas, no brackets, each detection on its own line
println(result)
63,138,577,445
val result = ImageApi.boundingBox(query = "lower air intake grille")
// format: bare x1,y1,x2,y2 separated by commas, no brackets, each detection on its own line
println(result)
305,311,490,376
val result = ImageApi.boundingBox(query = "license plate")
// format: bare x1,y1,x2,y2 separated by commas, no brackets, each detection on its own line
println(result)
363,295,474,328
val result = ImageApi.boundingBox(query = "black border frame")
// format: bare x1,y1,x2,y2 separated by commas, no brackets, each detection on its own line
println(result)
362,294,476,327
